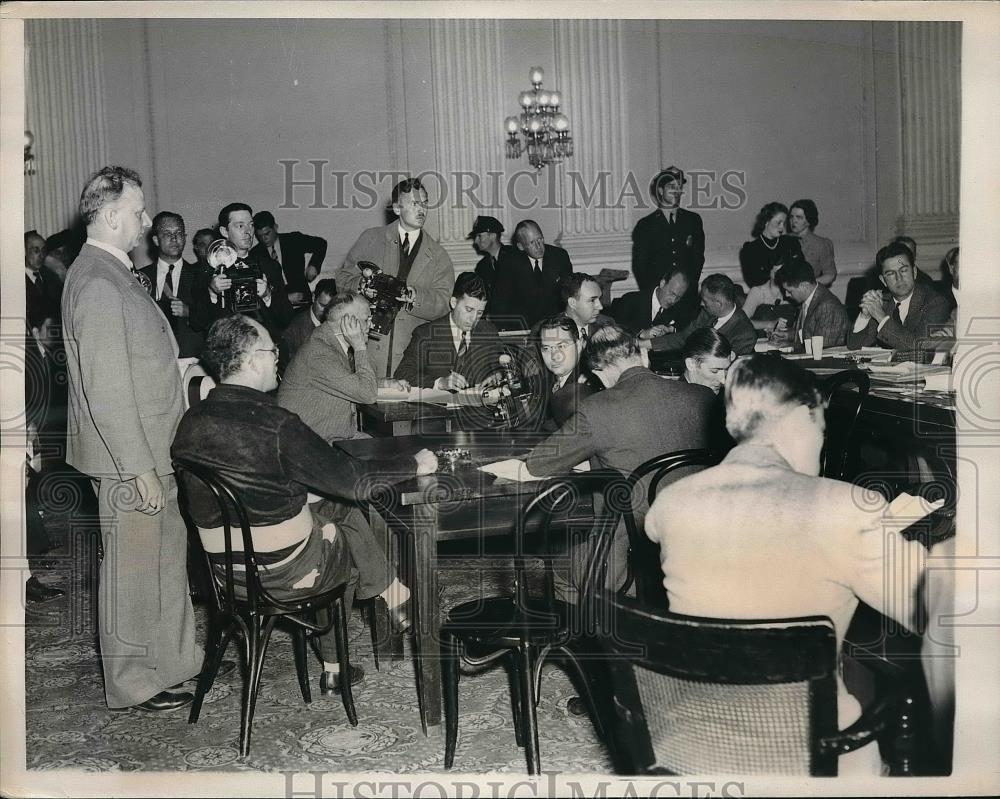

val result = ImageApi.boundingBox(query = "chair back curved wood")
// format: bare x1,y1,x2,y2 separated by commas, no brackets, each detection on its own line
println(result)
820,369,870,480
173,457,356,758
618,449,720,605
592,592,896,776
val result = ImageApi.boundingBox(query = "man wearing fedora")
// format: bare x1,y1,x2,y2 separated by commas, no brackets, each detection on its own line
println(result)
631,166,706,297
468,215,514,295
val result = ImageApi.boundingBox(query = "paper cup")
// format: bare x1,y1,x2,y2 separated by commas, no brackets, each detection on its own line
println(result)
811,335,824,360
804,338,812,355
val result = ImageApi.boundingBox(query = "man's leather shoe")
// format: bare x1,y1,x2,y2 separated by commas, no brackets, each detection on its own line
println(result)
25,576,64,604
376,596,412,635
319,665,365,696
115,691,193,713
168,658,237,690
567,696,587,716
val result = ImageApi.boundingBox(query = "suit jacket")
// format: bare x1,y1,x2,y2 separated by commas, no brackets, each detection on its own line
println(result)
335,222,455,378
24,334,69,466
646,442,926,728
61,243,183,479
526,366,713,479
249,230,327,296
279,307,320,370
792,284,849,348
188,249,295,338
490,244,572,330
650,305,758,356
277,322,377,443
393,315,504,388
608,288,698,336
797,231,837,286
140,259,206,358
846,281,952,352
474,244,517,295
540,366,601,433
631,208,706,293
26,271,60,320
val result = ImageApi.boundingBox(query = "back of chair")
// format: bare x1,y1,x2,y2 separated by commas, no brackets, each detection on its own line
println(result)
619,449,720,606
595,592,841,776
820,369,870,480
174,458,294,618
511,469,629,614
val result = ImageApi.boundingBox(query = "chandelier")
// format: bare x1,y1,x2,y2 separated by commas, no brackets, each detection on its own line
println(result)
503,67,573,171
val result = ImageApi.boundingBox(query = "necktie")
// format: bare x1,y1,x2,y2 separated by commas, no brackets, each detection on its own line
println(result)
347,346,356,373
892,302,903,325
457,332,469,362
581,326,589,344
534,259,541,277
402,232,410,256
132,268,152,294
667,210,675,225
269,246,277,262
166,262,177,298
652,306,670,326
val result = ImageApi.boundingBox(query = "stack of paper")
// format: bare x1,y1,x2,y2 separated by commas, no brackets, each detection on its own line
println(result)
885,492,945,522
866,362,951,385
478,458,543,482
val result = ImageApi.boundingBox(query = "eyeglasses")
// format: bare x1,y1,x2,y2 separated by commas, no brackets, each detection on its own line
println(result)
255,347,279,358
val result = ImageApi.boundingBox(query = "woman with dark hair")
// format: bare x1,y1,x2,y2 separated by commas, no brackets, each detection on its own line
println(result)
738,202,804,288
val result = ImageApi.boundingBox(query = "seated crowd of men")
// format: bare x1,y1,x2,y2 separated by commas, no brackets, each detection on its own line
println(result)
23,164,953,773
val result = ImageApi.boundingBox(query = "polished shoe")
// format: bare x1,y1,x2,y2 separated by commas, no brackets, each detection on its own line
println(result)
566,696,587,716
319,665,365,696
25,576,65,604
169,658,237,690
113,690,194,713
376,596,412,635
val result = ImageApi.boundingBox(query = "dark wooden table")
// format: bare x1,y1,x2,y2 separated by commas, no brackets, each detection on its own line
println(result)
358,401,458,436
335,430,570,735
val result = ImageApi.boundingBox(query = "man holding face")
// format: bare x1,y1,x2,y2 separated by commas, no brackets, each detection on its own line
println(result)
336,178,455,378
278,291,409,444
847,241,951,352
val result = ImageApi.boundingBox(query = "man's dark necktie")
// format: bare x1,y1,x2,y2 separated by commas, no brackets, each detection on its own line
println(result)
581,326,589,344
165,263,177,299
891,302,903,326
533,259,541,277
456,332,469,365
347,346,356,373
401,233,410,257
651,306,671,327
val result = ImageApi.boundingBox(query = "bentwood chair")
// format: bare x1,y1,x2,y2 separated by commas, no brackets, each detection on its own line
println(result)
174,458,357,758
441,469,630,774
591,592,901,776
820,369,870,480
619,449,721,606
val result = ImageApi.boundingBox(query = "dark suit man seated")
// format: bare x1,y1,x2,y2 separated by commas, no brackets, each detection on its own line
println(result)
772,259,849,349
468,215,515,294
25,230,60,322
173,315,438,691
525,323,714,602
279,291,409,443
557,272,615,343
643,273,757,356
490,220,572,330
609,267,696,341
140,211,207,359
393,272,503,390
645,354,945,773
847,241,951,353
189,202,295,340
251,210,328,306
535,315,602,432
279,278,337,369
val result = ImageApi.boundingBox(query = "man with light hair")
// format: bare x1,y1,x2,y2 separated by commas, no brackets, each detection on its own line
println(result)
62,165,203,712
646,353,946,773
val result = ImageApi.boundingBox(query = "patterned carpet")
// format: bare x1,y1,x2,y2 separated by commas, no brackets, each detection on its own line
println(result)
23,513,612,775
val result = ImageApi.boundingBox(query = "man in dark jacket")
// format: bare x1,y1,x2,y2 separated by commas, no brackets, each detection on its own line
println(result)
490,220,572,330
251,210,328,305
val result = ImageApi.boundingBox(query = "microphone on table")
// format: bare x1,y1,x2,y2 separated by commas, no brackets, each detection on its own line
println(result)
483,352,532,426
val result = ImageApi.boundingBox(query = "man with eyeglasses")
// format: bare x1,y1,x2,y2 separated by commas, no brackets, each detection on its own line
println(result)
847,241,951,352
535,315,601,432
279,277,338,369
335,178,455,379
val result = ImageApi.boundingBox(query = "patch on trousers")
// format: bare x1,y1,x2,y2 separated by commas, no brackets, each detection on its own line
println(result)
292,569,320,589
321,523,338,542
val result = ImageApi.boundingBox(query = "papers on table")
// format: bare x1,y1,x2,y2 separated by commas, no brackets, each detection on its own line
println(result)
865,361,951,386
885,492,946,522
376,386,456,404
478,458,591,482
754,340,793,353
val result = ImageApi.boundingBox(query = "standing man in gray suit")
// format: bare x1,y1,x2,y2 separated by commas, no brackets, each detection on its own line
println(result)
61,166,202,713
335,178,455,378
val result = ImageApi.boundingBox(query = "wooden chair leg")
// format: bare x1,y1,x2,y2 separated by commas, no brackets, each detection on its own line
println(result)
333,596,358,726
189,620,233,724
368,599,393,671
240,614,277,759
442,632,461,769
516,645,542,775
292,628,312,703
508,655,525,748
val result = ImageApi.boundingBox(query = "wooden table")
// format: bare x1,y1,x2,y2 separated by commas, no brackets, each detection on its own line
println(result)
358,401,457,436
335,430,570,735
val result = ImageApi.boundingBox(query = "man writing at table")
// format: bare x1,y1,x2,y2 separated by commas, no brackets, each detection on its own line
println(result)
173,315,437,692
645,354,945,774
279,291,409,443
847,240,951,353
772,259,849,349
394,272,503,390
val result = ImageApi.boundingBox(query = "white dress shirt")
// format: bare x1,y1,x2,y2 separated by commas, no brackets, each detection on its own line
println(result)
797,285,818,342
155,258,183,300
397,225,422,254
713,304,737,330
85,237,133,271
